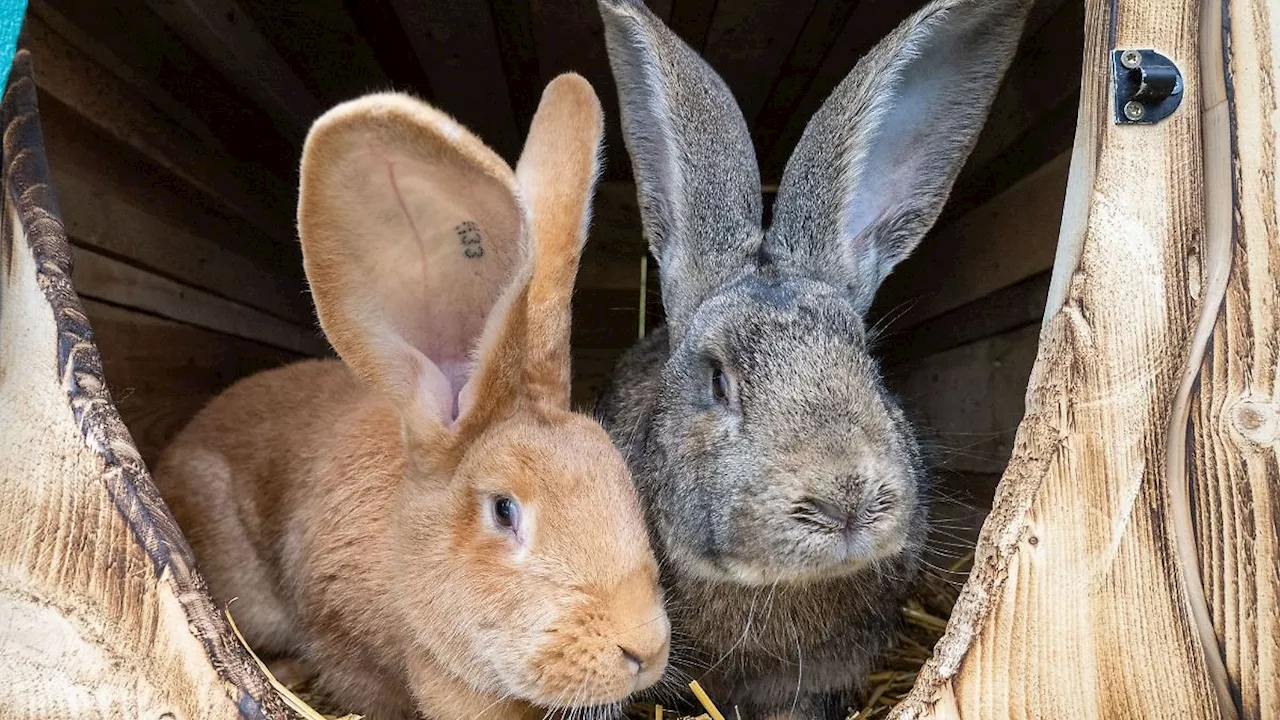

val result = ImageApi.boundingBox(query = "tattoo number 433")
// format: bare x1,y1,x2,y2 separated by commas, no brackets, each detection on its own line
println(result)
455,221,485,259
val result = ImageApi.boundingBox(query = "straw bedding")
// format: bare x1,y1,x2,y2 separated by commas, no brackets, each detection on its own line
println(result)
244,553,971,720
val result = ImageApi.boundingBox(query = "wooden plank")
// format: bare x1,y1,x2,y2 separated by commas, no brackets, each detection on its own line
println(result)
53,168,314,324
25,13,297,244
957,0,1084,194
668,0,718,50
570,288,664,350
877,271,1051,365
756,0,924,182
750,1,863,151
939,91,1078,225
700,0,817,126
236,0,387,107
755,0,1069,183
143,0,322,138
1186,0,1280,714
28,0,218,149
389,0,522,161
527,0,632,179
83,300,301,467
491,0,541,133
30,0,298,178
570,348,626,412
887,324,1040,476
892,0,1228,713
70,247,328,357
36,90,305,285
876,151,1069,330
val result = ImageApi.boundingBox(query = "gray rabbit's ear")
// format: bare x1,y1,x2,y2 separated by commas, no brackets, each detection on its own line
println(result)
765,0,1032,314
598,0,762,337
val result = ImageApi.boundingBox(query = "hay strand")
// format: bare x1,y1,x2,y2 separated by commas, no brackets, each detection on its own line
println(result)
689,680,727,720
224,600,361,720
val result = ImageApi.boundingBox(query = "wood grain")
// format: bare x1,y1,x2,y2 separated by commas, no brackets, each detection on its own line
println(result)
53,164,312,325
25,12,297,244
28,0,219,149
84,300,300,468
1188,0,1280,715
70,246,327,357
143,0,322,138
877,151,1070,330
889,324,1041,476
29,0,299,178
890,0,1229,715
389,0,522,162
35,89,305,287
701,0,817,125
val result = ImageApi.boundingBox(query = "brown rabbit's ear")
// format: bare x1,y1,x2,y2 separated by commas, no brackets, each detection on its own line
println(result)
298,93,529,430
511,73,604,410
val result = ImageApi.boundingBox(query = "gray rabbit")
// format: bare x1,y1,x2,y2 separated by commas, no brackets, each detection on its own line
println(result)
595,0,1032,717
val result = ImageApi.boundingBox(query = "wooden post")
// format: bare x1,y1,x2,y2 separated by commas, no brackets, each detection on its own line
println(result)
891,0,1279,716
0,49,285,718
1189,0,1280,715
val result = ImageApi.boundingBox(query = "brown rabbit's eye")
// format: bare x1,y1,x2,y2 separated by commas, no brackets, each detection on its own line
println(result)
711,365,730,403
492,496,520,530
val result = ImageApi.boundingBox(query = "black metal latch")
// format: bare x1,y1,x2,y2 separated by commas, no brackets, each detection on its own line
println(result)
1113,49,1183,125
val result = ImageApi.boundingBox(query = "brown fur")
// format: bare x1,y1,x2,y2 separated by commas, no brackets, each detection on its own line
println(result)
154,75,668,720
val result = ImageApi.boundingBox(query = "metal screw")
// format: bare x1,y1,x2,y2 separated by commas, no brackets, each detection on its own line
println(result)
1121,50,1142,69
1123,100,1145,121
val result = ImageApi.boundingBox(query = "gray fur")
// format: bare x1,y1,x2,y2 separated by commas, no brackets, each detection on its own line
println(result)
597,0,1030,717
597,0,761,342
768,0,1033,313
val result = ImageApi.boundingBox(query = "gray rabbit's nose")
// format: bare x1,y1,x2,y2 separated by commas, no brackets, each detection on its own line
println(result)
792,497,862,534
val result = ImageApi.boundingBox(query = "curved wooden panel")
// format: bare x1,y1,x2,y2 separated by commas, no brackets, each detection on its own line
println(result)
1190,0,1280,715
890,0,1239,716
0,46,285,718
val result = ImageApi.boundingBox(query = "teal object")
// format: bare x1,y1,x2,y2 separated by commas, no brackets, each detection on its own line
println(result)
0,1,24,91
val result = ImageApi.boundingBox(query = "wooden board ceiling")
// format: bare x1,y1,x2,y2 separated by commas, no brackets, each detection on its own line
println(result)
29,0,1082,255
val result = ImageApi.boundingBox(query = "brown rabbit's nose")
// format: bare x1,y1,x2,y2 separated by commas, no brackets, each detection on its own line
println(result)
620,641,667,672
620,645,644,673
620,639,669,689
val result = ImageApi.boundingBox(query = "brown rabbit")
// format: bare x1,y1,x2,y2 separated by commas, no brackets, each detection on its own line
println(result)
153,74,670,720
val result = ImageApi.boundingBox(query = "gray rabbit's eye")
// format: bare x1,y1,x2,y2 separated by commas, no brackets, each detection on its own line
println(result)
711,364,730,404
